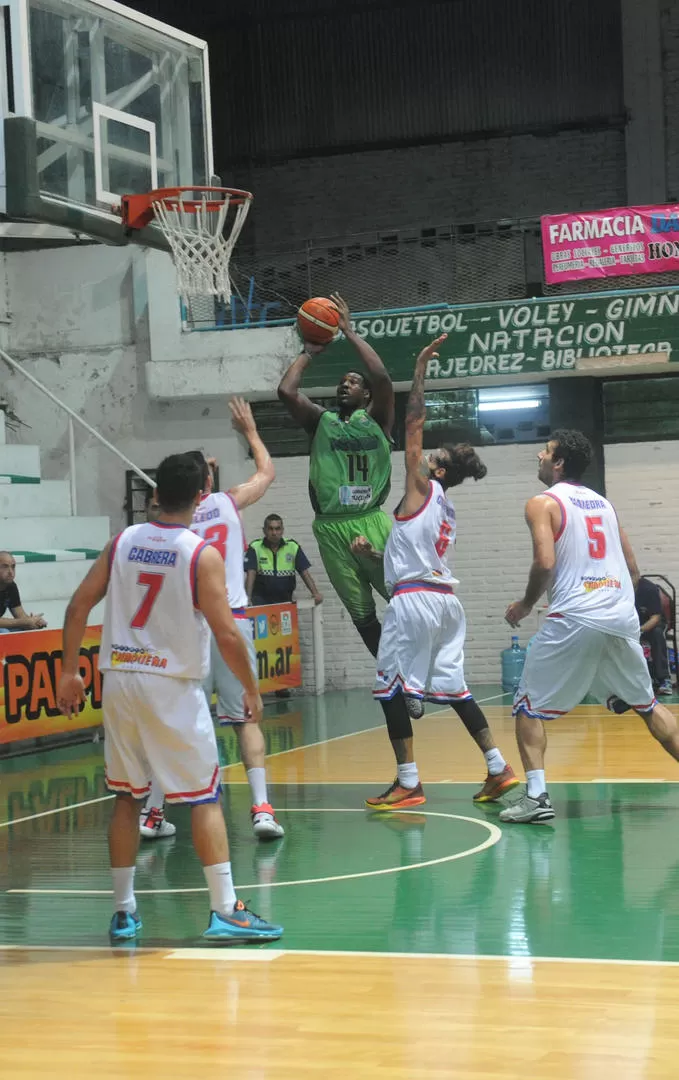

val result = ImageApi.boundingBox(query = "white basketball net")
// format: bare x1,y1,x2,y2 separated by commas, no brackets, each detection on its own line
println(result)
152,190,252,303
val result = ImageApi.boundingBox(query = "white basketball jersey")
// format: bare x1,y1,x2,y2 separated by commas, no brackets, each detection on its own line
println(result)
100,522,210,680
384,480,459,592
191,491,248,610
545,481,638,638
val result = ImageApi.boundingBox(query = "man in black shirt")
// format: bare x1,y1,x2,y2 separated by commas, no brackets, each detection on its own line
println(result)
0,551,47,631
635,576,672,695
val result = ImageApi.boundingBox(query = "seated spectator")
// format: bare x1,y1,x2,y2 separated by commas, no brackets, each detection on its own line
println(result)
245,514,322,607
0,551,47,632
636,575,672,695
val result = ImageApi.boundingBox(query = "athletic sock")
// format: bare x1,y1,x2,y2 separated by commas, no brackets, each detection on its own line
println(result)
203,862,237,916
247,768,269,807
526,769,546,798
111,867,136,914
397,762,420,789
484,748,507,776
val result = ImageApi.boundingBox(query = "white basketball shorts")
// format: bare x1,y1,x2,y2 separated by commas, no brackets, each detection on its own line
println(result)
373,584,472,703
103,670,221,805
514,614,656,720
203,614,257,724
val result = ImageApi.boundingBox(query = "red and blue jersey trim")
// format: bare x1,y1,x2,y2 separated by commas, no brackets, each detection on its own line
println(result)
392,580,454,597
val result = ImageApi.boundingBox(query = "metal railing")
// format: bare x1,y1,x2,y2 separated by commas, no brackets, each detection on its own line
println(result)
0,346,154,514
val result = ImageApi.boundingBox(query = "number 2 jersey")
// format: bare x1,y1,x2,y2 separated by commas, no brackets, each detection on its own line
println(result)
309,409,392,517
544,481,638,638
100,521,210,680
191,491,248,610
384,480,459,593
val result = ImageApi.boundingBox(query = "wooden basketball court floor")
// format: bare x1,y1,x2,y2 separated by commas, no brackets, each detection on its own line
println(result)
3,685,679,1078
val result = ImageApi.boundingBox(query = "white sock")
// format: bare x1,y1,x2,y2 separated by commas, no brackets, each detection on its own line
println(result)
484,748,506,776
247,768,269,807
112,867,136,914
526,769,546,798
203,862,237,916
397,762,420,789
143,775,165,815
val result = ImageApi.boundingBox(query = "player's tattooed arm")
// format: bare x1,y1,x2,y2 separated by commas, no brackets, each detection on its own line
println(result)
399,335,448,516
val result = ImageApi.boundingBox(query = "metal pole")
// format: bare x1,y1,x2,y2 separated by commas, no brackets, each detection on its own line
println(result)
312,601,325,696
68,415,77,515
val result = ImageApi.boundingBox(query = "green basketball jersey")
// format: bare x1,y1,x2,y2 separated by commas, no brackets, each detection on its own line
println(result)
309,409,392,518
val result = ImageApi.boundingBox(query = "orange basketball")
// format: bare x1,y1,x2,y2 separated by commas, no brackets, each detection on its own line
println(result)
297,297,341,345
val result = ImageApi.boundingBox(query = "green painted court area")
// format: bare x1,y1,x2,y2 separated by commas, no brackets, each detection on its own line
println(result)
2,688,679,963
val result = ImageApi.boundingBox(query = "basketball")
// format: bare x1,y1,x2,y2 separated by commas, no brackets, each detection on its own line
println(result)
297,297,341,345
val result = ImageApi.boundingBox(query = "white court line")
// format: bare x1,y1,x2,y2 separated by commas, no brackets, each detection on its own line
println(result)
6,809,501,896
0,691,509,830
0,944,677,968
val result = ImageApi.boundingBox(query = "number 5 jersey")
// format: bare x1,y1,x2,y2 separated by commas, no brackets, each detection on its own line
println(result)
542,481,638,639
384,479,459,593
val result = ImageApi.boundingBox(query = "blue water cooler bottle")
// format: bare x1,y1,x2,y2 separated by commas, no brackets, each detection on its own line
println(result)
501,636,526,693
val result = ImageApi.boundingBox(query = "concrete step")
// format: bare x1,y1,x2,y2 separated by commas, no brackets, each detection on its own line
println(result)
0,479,71,517
0,445,41,481
0,517,110,550
13,558,99,603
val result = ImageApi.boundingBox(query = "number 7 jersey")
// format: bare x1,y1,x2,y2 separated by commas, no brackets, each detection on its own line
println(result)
384,480,459,593
99,521,210,679
544,481,638,638
191,491,248,610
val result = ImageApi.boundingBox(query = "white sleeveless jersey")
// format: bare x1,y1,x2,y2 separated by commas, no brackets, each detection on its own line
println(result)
100,522,210,680
384,480,459,592
545,481,638,638
191,491,248,610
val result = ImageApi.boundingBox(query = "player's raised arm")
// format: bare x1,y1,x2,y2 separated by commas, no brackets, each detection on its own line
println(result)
505,496,557,626
278,346,327,436
226,398,275,510
330,293,395,437
397,335,448,518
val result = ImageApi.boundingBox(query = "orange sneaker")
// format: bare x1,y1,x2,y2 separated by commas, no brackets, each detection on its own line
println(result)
473,765,520,803
365,779,426,811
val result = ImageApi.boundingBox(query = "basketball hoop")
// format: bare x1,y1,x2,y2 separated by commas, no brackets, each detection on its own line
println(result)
121,186,253,303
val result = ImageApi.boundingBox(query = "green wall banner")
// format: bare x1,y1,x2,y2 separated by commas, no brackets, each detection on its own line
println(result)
310,288,679,385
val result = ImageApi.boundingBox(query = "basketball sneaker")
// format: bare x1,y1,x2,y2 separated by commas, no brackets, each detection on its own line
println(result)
658,680,673,696
202,900,283,943
473,764,520,803
405,697,425,719
140,807,176,839
109,910,142,941
499,791,555,824
365,779,426,810
251,803,285,840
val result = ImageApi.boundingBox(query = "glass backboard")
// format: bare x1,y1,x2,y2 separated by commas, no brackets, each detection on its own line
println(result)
0,0,213,241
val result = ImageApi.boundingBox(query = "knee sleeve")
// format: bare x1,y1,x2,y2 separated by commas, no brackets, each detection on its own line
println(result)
380,693,413,741
354,614,381,658
451,697,490,736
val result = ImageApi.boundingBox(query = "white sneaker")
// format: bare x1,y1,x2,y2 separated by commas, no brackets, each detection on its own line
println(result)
140,807,177,839
499,791,555,824
251,803,285,840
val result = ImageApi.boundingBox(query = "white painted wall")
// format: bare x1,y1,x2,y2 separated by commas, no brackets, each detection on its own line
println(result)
605,441,679,587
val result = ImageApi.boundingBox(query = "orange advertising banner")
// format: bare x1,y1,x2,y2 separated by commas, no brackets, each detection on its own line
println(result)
0,604,302,746
0,626,103,745
246,603,303,693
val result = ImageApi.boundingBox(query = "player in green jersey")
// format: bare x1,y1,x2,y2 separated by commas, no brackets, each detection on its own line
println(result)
278,294,394,660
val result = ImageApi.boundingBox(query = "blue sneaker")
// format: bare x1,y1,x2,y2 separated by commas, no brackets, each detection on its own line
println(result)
202,900,283,943
109,910,142,941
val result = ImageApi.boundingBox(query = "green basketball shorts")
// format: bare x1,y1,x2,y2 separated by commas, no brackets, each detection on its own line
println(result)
312,508,393,624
